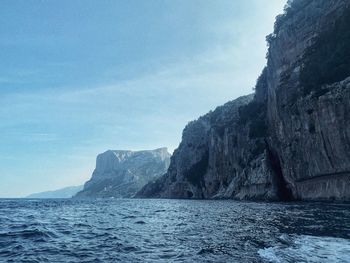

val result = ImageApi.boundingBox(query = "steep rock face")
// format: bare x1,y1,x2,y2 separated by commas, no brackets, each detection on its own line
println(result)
138,0,350,201
266,0,350,200
137,95,283,200
75,148,170,198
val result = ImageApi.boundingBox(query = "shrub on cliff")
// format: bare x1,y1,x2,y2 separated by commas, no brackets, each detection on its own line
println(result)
238,101,268,140
301,7,350,96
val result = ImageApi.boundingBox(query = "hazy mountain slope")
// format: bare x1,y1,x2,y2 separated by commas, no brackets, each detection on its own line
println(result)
26,185,83,198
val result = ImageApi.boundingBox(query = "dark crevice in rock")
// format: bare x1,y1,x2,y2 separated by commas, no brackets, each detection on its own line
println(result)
185,151,209,187
187,191,193,198
320,130,335,169
266,145,294,201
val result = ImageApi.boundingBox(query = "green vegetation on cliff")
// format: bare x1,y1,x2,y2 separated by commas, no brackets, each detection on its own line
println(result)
301,7,350,96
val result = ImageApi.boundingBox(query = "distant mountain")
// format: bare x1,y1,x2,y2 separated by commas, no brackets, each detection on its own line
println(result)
26,185,83,198
74,147,171,198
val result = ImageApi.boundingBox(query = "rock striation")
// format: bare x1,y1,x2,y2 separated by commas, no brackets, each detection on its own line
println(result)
138,0,350,201
75,148,171,198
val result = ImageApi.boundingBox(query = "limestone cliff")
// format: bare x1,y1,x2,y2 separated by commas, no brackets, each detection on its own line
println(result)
137,94,283,200
75,148,170,198
138,0,350,201
265,0,350,200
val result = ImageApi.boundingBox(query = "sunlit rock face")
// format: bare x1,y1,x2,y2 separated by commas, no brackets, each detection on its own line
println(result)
75,148,171,198
138,0,350,201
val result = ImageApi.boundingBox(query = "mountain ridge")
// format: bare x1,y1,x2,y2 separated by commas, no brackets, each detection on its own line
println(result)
26,185,83,199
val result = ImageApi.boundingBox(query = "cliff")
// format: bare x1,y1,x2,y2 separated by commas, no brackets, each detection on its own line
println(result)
136,94,281,200
75,148,171,198
137,0,350,201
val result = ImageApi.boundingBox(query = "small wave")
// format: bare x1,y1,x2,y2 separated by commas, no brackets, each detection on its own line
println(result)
135,220,146,224
258,234,350,263
198,247,215,255
123,246,139,252
73,223,91,228
0,229,55,239
197,245,232,256
123,215,137,219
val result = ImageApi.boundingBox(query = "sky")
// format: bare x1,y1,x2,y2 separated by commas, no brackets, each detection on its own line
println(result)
0,0,285,197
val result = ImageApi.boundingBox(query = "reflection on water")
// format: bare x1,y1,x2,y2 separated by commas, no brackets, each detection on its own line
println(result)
0,199,349,262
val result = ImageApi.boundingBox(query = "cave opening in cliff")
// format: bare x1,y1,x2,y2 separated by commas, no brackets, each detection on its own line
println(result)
267,147,294,201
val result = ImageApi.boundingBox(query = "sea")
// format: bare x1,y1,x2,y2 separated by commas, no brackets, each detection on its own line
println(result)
0,198,350,262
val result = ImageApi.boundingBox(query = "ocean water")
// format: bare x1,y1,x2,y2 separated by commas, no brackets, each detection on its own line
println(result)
0,199,350,263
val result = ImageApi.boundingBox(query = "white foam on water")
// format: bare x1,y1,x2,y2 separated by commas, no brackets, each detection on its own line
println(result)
258,234,350,263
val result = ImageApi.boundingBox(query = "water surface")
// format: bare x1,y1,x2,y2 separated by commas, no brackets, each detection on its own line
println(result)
0,199,349,262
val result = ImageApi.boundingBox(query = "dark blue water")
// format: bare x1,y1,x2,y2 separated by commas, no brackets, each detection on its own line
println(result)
0,199,350,262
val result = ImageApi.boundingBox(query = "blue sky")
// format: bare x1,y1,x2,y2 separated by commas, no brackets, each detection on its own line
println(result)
0,0,285,197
